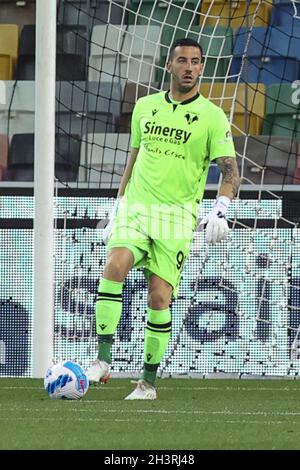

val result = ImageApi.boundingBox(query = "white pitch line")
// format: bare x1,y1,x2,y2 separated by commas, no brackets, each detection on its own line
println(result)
0,387,43,390
0,385,128,391
0,416,297,427
3,385,300,392
1,406,300,418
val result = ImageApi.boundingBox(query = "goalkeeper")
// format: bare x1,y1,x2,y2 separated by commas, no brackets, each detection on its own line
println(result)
87,38,240,399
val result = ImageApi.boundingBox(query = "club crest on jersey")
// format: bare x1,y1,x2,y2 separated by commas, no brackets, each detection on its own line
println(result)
184,113,199,125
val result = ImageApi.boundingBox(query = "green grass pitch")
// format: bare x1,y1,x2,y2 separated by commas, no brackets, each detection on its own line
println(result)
1,377,300,450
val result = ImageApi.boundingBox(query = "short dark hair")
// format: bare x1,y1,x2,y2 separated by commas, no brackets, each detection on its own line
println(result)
168,38,204,62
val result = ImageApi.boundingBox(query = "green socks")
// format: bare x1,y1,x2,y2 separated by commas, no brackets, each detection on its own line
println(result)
142,307,172,386
96,277,123,364
96,278,171,384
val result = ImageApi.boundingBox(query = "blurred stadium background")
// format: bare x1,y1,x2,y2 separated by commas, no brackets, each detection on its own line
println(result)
1,0,300,381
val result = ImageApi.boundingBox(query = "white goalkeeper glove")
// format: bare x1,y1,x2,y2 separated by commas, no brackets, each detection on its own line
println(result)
102,197,122,244
198,196,230,245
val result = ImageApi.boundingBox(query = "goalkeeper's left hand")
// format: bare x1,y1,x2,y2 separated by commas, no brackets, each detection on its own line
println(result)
198,196,230,245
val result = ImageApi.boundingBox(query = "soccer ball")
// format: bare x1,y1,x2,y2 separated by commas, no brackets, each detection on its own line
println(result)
44,360,89,399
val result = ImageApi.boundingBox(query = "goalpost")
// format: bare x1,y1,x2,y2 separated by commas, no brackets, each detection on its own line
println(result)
29,0,300,379
32,0,57,377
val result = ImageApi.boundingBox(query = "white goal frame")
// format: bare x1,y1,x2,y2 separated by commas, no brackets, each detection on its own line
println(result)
32,0,56,377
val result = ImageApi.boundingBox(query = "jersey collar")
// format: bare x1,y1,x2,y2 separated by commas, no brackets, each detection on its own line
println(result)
165,90,200,105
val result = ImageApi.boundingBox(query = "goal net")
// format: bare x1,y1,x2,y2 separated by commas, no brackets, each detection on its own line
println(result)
50,0,300,379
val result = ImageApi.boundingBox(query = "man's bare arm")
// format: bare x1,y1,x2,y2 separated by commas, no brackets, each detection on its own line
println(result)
117,147,139,197
216,156,240,200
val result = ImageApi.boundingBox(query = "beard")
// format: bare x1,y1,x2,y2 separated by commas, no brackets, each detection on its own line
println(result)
174,75,200,93
177,82,197,93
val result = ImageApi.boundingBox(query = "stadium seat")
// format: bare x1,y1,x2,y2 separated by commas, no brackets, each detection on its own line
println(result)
17,53,87,80
199,0,272,28
89,24,161,83
57,24,87,57
20,24,87,57
231,26,300,84
271,1,300,35
158,25,233,84
200,82,266,136
128,0,199,28
87,81,122,133
233,24,300,60
0,81,11,134
233,135,297,185
263,84,300,141
246,25,300,60
56,80,121,134
55,134,81,182
58,0,127,26
58,53,87,80
0,24,18,79
5,133,35,181
56,81,122,135
230,56,299,85
79,133,130,185
56,81,87,135
118,82,163,132
0,56,13,81
0,81,35,137
230,26,300,84
293,143,300,183
18,24,87,80
207,163,220,183
19,24,35,55
5,133,81,182
0,134,9,180
16,55,35,80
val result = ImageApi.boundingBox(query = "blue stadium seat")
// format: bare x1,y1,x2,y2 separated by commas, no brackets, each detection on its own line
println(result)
271,1,300,35
230,56,299,85
207,164,220,183
230,26,300,84
267,27,300,58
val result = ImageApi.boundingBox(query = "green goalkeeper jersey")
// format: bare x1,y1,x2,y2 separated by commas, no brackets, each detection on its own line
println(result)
126,90,236,213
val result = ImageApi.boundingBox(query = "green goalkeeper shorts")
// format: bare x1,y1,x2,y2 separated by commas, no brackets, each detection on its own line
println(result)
106,200,196,297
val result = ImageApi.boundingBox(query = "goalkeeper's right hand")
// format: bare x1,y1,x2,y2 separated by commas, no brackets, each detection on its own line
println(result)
102,197,122,244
